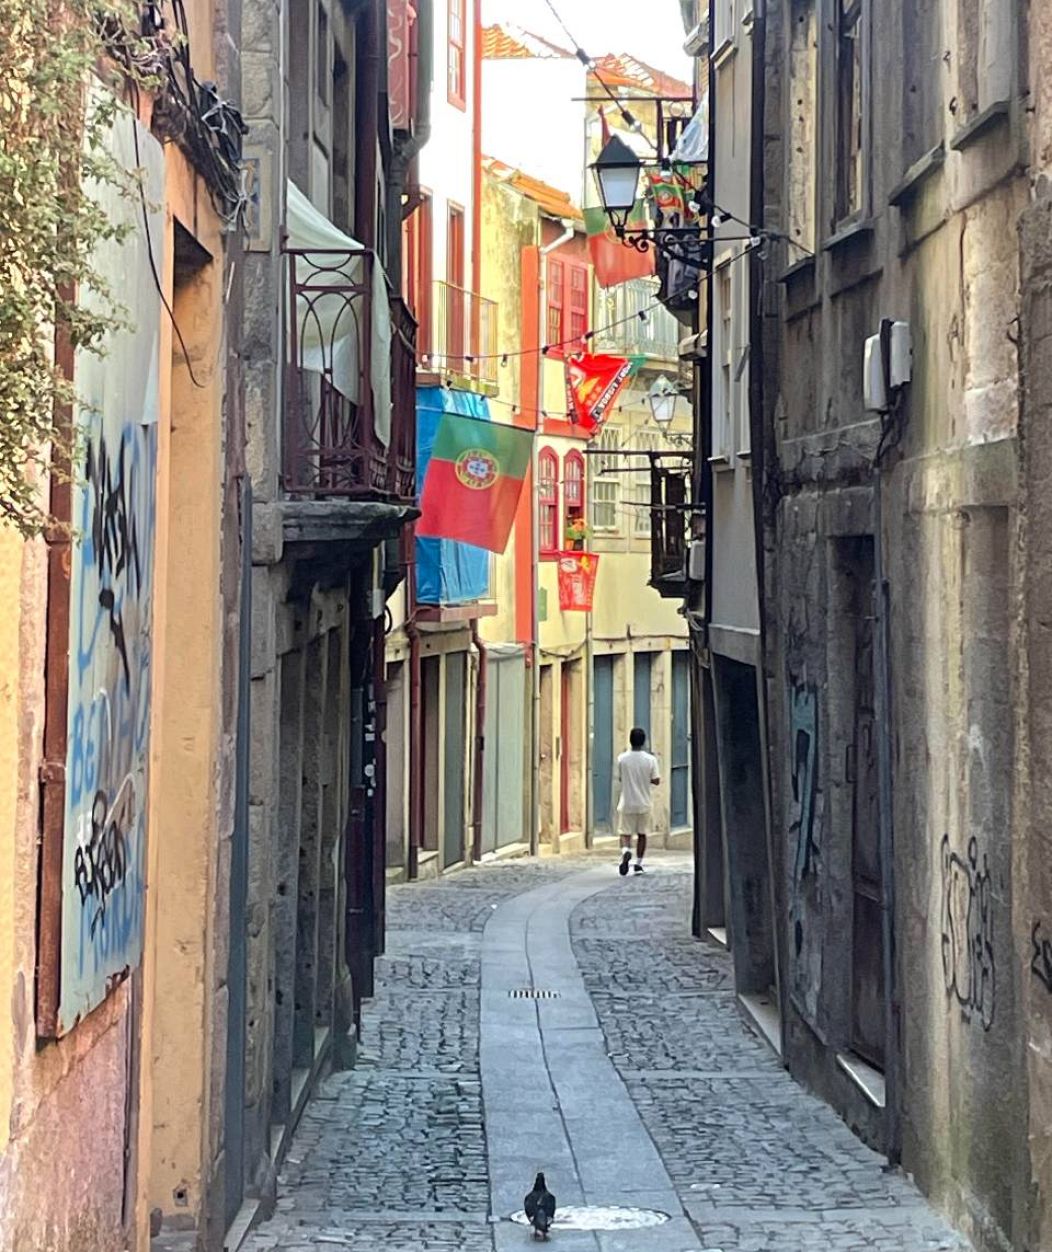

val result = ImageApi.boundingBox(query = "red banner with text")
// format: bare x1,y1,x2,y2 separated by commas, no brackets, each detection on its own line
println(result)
565,354,634,435
557,552,600,612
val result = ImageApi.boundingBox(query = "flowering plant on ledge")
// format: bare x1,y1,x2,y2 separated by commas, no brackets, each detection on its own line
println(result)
564,518,589,550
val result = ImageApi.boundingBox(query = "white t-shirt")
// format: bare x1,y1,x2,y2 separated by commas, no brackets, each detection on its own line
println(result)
615,749,660,814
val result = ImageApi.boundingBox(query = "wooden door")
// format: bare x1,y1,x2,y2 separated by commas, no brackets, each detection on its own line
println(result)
593,656,615,831
671,651,691,828
539,665,554,842
560,665,571,834
848,537,885,1068
443,651,467,867
633,651,653,743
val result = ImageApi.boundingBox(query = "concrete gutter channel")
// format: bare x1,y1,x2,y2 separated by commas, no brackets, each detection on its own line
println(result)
481,868,703,1252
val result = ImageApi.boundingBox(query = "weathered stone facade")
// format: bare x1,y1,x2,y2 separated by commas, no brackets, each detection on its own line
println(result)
681,0,1052,1245
238,0,424,1225
754,2,1044,1248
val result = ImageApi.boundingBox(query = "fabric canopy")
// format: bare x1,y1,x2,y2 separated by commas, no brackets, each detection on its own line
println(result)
670,97,709,165
286,179,392,445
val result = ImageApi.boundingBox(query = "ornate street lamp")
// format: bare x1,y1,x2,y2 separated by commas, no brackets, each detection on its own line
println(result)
592,134,643,232
648,374,680,428
590,137,757,267
647,375,692,446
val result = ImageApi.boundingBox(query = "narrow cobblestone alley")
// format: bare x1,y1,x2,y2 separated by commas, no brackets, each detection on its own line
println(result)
242,856,971,1252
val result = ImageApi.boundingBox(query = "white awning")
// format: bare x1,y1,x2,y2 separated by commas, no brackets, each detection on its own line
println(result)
670,96,709,165
286,179,392,446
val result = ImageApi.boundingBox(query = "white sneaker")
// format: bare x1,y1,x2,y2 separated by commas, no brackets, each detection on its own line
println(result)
619,849,631,876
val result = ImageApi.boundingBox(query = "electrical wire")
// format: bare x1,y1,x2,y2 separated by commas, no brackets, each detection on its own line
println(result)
536,0,813,261
129,86,208,389
538,0,658,149
420,271,706,364
148,0,247,227
418,386,662,427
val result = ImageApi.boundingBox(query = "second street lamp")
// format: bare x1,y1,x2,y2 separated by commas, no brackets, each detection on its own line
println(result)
647,375,692,447
648,374,680,429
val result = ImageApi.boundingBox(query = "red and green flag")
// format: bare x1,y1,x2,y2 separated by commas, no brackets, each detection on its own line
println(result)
586,109,656,288
584,203,656,288
416,412,533,553
565,352,637,435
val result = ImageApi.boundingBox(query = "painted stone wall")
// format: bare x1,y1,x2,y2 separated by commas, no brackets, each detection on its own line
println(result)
59,111,165,1033
762,3,1033,1247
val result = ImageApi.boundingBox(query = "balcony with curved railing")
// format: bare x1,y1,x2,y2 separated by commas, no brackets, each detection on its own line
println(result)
283,246,417,502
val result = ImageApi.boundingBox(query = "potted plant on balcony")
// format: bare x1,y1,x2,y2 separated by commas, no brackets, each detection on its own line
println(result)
564,517,589,551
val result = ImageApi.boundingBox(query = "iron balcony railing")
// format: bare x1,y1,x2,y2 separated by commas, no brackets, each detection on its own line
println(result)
390,293,417,499
283,246,417,501
423,280,499,388
593,279,681,363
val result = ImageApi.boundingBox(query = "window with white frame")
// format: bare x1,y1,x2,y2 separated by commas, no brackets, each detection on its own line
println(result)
634,432,659,535
712,260,734,461
592,427,621,532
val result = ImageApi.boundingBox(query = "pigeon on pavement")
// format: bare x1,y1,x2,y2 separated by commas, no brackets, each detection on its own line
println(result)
524,1172,556,1240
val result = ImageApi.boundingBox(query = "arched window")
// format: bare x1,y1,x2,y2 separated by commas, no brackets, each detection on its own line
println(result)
538,448,559,554
563,450,585,548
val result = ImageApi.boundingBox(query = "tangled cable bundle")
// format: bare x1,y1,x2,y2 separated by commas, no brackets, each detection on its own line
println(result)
109,0,247,227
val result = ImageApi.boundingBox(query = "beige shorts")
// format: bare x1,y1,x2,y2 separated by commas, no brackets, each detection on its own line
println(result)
619,811,650,836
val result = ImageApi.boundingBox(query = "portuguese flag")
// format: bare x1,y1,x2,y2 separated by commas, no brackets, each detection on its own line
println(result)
585,203,656,288
416,411,533,554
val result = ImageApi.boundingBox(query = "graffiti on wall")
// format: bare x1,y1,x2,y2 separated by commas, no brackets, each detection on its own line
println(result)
787,678,822,1024
57,107,164,1032
940,833,996,1031
789,682,819,886
1031,921,1052,994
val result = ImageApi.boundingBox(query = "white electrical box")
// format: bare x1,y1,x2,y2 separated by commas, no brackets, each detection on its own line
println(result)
890,320,912,388
863,333,887,412
688,540,706,581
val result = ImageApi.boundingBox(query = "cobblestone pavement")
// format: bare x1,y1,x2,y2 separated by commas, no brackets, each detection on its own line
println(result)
242,854,971,1252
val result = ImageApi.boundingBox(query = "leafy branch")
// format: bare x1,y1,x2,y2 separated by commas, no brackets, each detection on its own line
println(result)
0,0,155,535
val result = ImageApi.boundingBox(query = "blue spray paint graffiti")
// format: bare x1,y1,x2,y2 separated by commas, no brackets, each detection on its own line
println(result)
56,108,164,1031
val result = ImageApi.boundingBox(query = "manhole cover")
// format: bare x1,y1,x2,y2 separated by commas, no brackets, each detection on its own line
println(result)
508,988,560,999
510,1205,670,1231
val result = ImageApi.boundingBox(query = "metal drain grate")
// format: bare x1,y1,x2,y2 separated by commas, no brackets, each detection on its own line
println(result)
509,988,560,999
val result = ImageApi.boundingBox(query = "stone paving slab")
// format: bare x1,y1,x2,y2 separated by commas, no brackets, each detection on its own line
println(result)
569,863,972,1251
242,854,971,1252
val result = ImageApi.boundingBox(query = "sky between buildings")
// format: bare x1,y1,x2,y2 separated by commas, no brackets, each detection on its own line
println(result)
481,0,692,85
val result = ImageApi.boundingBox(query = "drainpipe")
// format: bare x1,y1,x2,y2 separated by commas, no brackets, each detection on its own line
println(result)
689,0,717,935
531,221,577,856
873,318,901,1163
745,0,784,1034
471,0,483,295
355,0,380,250
388,0,434,284
584,574,594,849
700,0,715,633
470,620,488,862
407,559,423,880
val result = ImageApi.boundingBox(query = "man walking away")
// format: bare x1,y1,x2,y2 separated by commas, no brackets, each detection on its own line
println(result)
614,727,660,875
